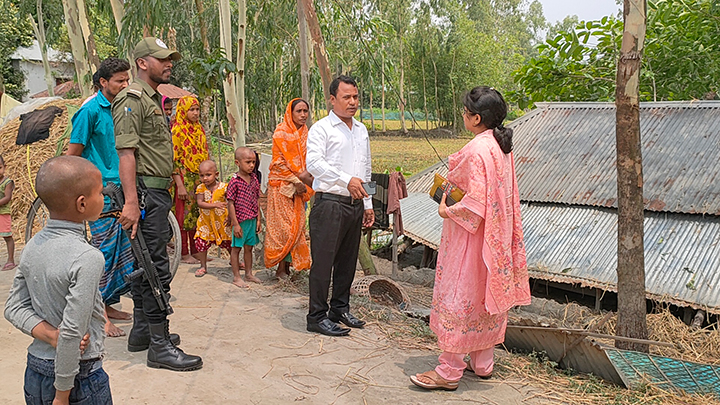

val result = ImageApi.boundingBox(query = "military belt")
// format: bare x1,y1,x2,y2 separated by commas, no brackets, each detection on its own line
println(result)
139,176,172,190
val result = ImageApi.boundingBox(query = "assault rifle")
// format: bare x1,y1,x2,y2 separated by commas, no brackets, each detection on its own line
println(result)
102,182,173,315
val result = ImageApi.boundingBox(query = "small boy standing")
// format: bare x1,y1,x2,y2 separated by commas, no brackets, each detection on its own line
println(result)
226,147,262,288
4,156,111,404
194,160,232,277
0,154,16,271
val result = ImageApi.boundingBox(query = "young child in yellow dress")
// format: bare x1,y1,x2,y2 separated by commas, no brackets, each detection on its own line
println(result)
193,160,231,277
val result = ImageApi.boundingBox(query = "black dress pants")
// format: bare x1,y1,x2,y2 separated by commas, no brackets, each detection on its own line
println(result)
307,196,364,324
131,188,173,324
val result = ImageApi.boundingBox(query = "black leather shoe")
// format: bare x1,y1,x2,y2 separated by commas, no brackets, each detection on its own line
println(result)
307,319,350,336
128,308,180,352
147,321,202,371
329,312,366,328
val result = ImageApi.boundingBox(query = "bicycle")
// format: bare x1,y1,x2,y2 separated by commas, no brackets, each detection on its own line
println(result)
25,196,182,280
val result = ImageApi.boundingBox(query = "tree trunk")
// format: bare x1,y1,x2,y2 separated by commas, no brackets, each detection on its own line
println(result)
301,0,332,112
218,0,244,147
296,0,312,125
358,233,377,276
432,59,440,128
76,0,100,71
236,0,247,139
29,1,54,96
381,47,386,132
398,33,406,133
615,0,648,353
109,0,123,34
193,0,212,129
369,75,375,131
450,50,457,132
61,0,93,97
422,60,429,130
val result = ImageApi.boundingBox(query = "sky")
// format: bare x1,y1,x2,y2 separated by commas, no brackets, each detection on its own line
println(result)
537,0,621,24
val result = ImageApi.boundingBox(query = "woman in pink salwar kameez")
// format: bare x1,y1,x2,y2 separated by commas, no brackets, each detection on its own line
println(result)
411,87,531,391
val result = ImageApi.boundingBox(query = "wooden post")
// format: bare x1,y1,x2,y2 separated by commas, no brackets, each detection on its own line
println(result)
391,216,399,278
595,288,603,311
420,246,432,268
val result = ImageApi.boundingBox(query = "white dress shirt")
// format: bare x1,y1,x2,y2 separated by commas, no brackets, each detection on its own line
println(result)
307,110,372,210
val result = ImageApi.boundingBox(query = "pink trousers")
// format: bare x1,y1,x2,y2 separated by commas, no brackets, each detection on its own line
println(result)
435,348,494,381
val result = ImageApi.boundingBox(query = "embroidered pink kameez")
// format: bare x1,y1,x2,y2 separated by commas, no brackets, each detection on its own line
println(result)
430,130,531,356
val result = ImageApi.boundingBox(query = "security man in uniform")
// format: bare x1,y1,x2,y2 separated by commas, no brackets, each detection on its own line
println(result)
112,37,203,371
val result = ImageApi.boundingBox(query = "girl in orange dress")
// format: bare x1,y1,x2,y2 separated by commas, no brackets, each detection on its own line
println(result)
264,99,314,279
411,87,531,390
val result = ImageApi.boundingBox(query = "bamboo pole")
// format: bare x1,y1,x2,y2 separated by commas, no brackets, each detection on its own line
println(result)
28,1,54,96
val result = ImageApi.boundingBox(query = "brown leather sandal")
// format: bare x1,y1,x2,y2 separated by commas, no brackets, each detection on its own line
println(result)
410,370,459,391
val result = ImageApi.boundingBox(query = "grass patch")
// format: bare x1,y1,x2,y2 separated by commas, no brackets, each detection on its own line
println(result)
369,136,471,176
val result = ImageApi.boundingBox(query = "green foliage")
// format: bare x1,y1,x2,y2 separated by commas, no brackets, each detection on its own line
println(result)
0,0,34,99
188,49,236,97
511,0,720,107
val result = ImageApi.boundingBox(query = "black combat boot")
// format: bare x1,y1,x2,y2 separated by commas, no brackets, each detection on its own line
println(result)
147,321,203,371
127,308,180,352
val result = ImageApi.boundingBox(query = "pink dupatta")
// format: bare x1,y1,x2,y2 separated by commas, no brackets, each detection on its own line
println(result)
445,130,531,315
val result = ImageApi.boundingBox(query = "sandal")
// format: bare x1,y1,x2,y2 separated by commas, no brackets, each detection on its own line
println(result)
195,267,207,277
410,370,459,391
2,262,17,271
465,359,492,380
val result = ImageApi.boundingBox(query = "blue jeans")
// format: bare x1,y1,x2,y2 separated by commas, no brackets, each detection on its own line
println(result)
23,354,112,405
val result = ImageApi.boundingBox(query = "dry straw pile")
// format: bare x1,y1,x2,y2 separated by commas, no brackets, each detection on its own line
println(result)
0,99,81,243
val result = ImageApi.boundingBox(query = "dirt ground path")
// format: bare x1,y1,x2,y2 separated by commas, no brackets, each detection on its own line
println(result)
0,254,542,404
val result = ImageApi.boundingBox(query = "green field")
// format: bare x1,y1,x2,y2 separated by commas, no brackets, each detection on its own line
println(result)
369,135,470,176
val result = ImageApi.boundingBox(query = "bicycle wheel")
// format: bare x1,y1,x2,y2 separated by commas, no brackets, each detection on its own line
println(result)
25,197,50,244
27,196,181,282
166,212,181,280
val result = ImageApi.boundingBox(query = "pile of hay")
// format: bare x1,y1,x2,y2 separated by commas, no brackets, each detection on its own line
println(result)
0,99,81,243
587,308,720,365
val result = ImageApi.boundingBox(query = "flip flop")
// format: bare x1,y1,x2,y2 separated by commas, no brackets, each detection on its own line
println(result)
464,359,492,380
195,268,207,277
2,262,17,271
410,370,459,391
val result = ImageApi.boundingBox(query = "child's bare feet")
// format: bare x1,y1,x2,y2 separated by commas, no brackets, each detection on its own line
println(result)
245,272,262,283
105,305,132,320
105,320,126,337
232,277,249,288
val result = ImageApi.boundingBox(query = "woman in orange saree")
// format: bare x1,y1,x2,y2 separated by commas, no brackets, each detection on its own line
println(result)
265,99,314,279
411,87,531,391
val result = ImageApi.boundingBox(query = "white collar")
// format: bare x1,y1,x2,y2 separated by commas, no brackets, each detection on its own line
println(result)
328,110,359,129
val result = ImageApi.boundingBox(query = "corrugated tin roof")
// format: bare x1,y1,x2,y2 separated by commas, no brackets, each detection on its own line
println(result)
407,102,720,215
157,84,196,99
512,101,720,215
399,193,443,250
10,40,71,62
399,194,720,312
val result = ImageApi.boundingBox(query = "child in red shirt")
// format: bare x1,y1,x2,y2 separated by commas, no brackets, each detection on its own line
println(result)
226,148,262,288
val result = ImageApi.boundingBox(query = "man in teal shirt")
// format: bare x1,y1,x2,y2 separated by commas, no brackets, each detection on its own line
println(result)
68,57,134,339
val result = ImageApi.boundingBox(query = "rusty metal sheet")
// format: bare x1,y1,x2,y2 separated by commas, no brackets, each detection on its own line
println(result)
512,101,720,215
503,324,624,385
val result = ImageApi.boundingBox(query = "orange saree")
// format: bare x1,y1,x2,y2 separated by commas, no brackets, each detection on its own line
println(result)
264,99,314,270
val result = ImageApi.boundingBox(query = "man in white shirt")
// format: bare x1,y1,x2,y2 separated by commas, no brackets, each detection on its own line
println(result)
306,76,375,336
